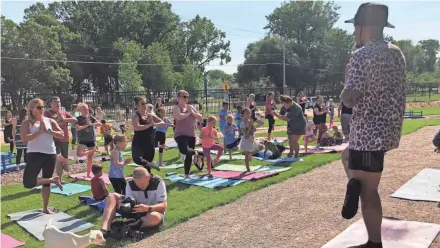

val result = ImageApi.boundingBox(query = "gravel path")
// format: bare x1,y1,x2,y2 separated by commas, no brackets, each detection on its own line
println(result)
127,126,440,248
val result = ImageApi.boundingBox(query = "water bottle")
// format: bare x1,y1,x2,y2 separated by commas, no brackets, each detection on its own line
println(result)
273,139,278,145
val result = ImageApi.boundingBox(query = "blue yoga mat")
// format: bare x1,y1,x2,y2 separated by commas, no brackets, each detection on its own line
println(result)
253,156,303,163
166,174,245,189
33,183,91,196
1,162,26,173
166,141,178,148
78,196,121,216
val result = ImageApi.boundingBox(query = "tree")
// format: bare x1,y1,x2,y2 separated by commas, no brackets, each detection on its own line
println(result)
140,42,175,91
206,69,233,88
115,40,144,92
419,39,440,72
176,59,203,91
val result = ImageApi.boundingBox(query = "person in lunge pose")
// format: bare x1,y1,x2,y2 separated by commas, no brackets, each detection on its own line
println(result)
340,4,406,248
200,116,224,175
154,106,173,167
239,108,263,172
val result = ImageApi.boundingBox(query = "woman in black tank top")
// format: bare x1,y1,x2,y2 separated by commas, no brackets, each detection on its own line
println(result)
297,91,308,113
2,110,14,153
313,95,328,146
131,97,164,173
12,109,28,170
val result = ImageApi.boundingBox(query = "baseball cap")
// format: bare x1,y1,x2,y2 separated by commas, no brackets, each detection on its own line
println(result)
345,2,395,28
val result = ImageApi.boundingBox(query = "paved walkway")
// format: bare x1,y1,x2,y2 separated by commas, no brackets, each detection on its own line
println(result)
127,126,440,248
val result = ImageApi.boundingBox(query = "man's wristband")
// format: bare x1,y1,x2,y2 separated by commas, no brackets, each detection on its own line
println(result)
147,206,152,214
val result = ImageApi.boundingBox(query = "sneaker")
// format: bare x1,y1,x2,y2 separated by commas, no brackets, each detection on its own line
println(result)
341,178,362,219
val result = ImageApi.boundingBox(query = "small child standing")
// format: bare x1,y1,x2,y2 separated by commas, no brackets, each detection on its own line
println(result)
91,164,109,201
200,116,224,175
239,108,264,172
224,114,241,160
109,135,132,194
155,106,174,167
332,126,343,145
235,105,243,136
218,101,232,135
433,129,440,153
328,98,335,127
304,114,317,152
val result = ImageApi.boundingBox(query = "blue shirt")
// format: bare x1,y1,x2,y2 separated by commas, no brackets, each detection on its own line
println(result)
218,109,231,131
155,117,172,133
109,150,124,179
234,112,242,128
224,123,238,145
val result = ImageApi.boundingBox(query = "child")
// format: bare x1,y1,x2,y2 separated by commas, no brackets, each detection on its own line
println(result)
100,120,113,155
433,129,440,153
200,116,224,175
239,108,264,172
319,125,333,147
332,126,343,145
304,114,317,152
328,98,335,127
235,105,243,136
218,101,232,134
155,106,173,166
109,135,132,194
224,114,241,160
76,103,102,177
91,164,109,201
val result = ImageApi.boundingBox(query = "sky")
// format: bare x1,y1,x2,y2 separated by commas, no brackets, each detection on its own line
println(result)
2,0,440,74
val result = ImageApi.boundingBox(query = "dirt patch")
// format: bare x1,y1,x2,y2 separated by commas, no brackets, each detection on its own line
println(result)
127,126,440,248
406,101,440,109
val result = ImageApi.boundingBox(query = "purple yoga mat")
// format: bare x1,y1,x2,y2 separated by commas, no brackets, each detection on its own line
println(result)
211,170,279,180
69,172,132,185
1,233,25,248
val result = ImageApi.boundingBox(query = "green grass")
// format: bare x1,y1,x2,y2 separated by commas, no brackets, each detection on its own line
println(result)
2,119,440,247
407,106,440,116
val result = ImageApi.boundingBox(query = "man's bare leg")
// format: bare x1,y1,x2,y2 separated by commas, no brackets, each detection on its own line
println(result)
352,170,383,244
101,193,121,231
140,212,163,228
342,147,352,180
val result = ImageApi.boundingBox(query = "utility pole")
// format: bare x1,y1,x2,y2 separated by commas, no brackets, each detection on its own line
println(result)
283,42,286,95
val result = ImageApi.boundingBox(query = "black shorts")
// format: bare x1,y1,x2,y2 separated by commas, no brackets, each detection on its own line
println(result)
79,141,96,148
104,135,113,146
226,138,240,149
55,141,69,159
348,149,386,173
23,153,57,188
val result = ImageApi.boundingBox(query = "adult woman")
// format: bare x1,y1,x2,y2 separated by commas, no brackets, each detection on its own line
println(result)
21,98,64,214
313,95,328,146
265,92,276,140
3,110,15,154
155,96,165,112
246,94,257,121
297,91,308,113
12,109,28,170
131,96,163,173
274,95,306,158
173,90,203,178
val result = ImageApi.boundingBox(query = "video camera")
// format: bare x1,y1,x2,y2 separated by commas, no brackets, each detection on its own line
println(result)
118,196,138,218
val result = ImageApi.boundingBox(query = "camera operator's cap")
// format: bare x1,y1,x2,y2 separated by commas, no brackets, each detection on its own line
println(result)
345,2,395,28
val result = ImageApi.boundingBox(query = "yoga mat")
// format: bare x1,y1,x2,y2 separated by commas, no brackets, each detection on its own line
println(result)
255,137,288,143
162,163,184,169
322,217,440,248
253,156,303,163
214,164,291,173
69,172,132,185
33,183,91,196
297,148,333,154
121,151,131,156
1,163,26,173
7,209,94,241
78,196,122,217
165,141,178,148
0,152,16,157
1,233,25,248
391,168,440,202
166,174,245,188
322,143,348,152
221,154,246,160
211,170,279,180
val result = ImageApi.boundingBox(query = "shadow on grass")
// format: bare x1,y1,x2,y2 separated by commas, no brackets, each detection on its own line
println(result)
1,189,39,202
166,182,191,192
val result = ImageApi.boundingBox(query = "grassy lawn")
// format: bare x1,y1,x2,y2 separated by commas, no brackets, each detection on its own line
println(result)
406,106,440,116
1,119,440,247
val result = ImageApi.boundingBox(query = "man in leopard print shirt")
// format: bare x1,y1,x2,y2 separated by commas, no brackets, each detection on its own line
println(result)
340,3,406,248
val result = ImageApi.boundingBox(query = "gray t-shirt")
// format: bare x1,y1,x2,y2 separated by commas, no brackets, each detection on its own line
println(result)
76,115,97,142
283,103,306,134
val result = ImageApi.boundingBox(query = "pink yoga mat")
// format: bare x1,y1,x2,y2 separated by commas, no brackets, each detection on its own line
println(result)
322,218,440,248
211,171,279,180
1,233,25,248
69,172,132,185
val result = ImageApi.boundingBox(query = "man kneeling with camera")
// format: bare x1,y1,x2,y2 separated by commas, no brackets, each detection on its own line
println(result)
100,167,167,236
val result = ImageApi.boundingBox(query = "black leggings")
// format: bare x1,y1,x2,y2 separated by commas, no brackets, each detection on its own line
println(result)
4,135,14,153
120,125,126,134
154,131,166,153
266,114,275,133
109,177,127,195
175,136,196,175
131,138,155,173
23,153,56,188
16,148,27,165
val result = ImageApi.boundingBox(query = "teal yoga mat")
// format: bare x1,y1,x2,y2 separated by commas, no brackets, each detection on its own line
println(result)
166,174,245,188
33,183,91,196
214,164,291,173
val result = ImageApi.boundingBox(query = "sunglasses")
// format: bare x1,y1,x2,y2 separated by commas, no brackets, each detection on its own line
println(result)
180,95,189,99
36,106,43,110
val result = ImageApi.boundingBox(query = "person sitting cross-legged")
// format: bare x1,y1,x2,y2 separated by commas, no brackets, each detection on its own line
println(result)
100,167,167,237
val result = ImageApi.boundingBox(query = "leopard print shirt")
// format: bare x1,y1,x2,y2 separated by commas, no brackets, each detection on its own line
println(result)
344,40,407,151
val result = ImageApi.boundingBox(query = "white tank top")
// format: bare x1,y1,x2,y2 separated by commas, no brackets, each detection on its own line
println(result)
26,117,56,154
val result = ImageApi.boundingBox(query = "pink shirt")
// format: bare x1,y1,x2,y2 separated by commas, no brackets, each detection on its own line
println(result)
201,127,217,148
